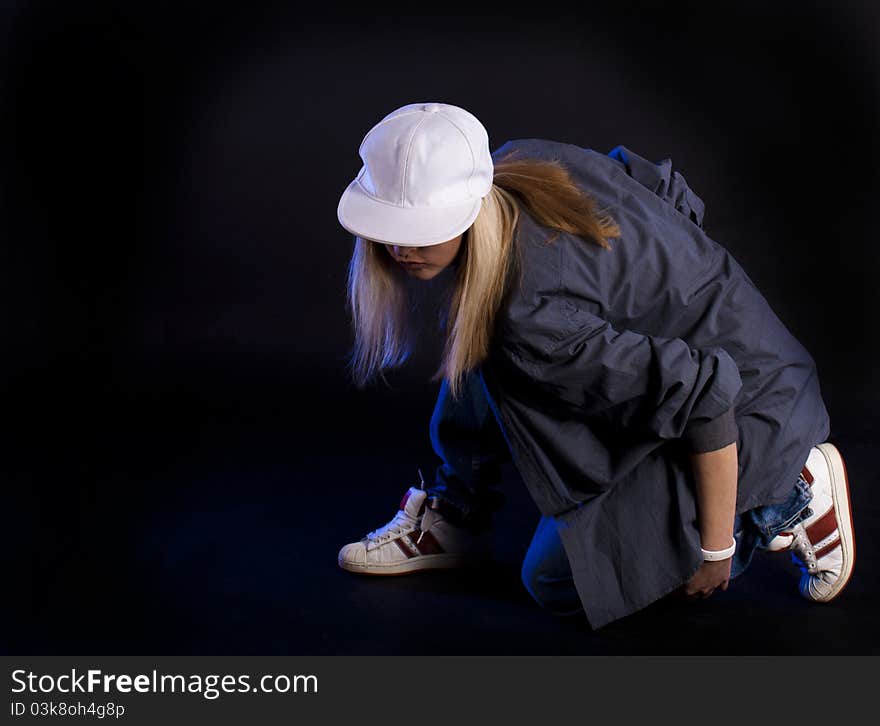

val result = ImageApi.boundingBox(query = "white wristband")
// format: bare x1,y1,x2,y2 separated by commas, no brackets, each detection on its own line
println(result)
701,538,736,561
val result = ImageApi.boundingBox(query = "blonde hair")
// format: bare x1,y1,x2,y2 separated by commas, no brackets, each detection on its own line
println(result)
344,148,622,399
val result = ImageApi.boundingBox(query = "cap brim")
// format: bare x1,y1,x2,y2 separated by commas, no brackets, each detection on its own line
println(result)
337,177,482,246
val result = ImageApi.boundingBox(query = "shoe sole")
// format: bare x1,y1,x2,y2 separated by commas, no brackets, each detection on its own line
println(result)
338,553,489,576
812,442,856,602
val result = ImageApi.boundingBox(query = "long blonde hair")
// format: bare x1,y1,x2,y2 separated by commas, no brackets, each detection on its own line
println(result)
344,148,622,399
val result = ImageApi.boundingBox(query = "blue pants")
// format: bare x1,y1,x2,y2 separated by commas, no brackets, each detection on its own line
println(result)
424,368,814,616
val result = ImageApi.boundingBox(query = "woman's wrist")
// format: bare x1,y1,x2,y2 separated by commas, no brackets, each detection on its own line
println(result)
701,537,736,561
700,532,735,551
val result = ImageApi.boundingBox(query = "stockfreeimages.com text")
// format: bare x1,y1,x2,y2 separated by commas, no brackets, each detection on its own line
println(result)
10,669,318,700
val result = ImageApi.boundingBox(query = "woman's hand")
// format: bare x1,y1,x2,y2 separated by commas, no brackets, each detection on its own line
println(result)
681,558,732,600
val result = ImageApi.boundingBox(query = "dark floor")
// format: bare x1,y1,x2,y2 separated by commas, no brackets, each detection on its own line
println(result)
3,359,878,655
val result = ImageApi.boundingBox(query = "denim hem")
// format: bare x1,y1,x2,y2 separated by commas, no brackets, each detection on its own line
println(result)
729,473,813,579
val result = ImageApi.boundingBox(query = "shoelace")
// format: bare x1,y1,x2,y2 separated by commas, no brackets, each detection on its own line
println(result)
364,468,428,545
789,522,819,575
365,509,418,544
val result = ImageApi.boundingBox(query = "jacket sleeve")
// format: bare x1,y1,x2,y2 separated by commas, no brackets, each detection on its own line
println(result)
496,297,742,453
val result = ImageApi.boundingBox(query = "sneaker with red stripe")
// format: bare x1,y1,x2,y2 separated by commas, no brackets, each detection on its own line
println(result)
767,442,856,602
337,481,491,575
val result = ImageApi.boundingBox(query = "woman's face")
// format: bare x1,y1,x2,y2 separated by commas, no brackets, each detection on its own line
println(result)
381,232,464,280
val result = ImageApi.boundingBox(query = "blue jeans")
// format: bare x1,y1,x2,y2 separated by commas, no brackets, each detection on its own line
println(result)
424,368,511,533
424,369,814,615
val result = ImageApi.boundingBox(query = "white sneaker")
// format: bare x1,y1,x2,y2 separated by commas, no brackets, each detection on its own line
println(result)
767,442,856,602
337,484,491,575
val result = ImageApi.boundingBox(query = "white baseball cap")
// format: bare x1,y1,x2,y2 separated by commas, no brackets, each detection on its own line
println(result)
337,102,494,247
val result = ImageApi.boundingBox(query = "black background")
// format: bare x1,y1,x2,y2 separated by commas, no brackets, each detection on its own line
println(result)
2,0,878,654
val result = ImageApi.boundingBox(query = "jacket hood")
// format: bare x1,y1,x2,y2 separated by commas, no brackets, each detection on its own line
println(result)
493,138,707,229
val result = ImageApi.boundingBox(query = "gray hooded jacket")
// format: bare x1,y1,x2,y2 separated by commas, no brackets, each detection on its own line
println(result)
477,138,831,628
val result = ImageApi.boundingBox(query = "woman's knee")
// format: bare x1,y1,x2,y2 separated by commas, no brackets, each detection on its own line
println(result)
520,517,584,617
520,557,583,616
520,555,553,606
